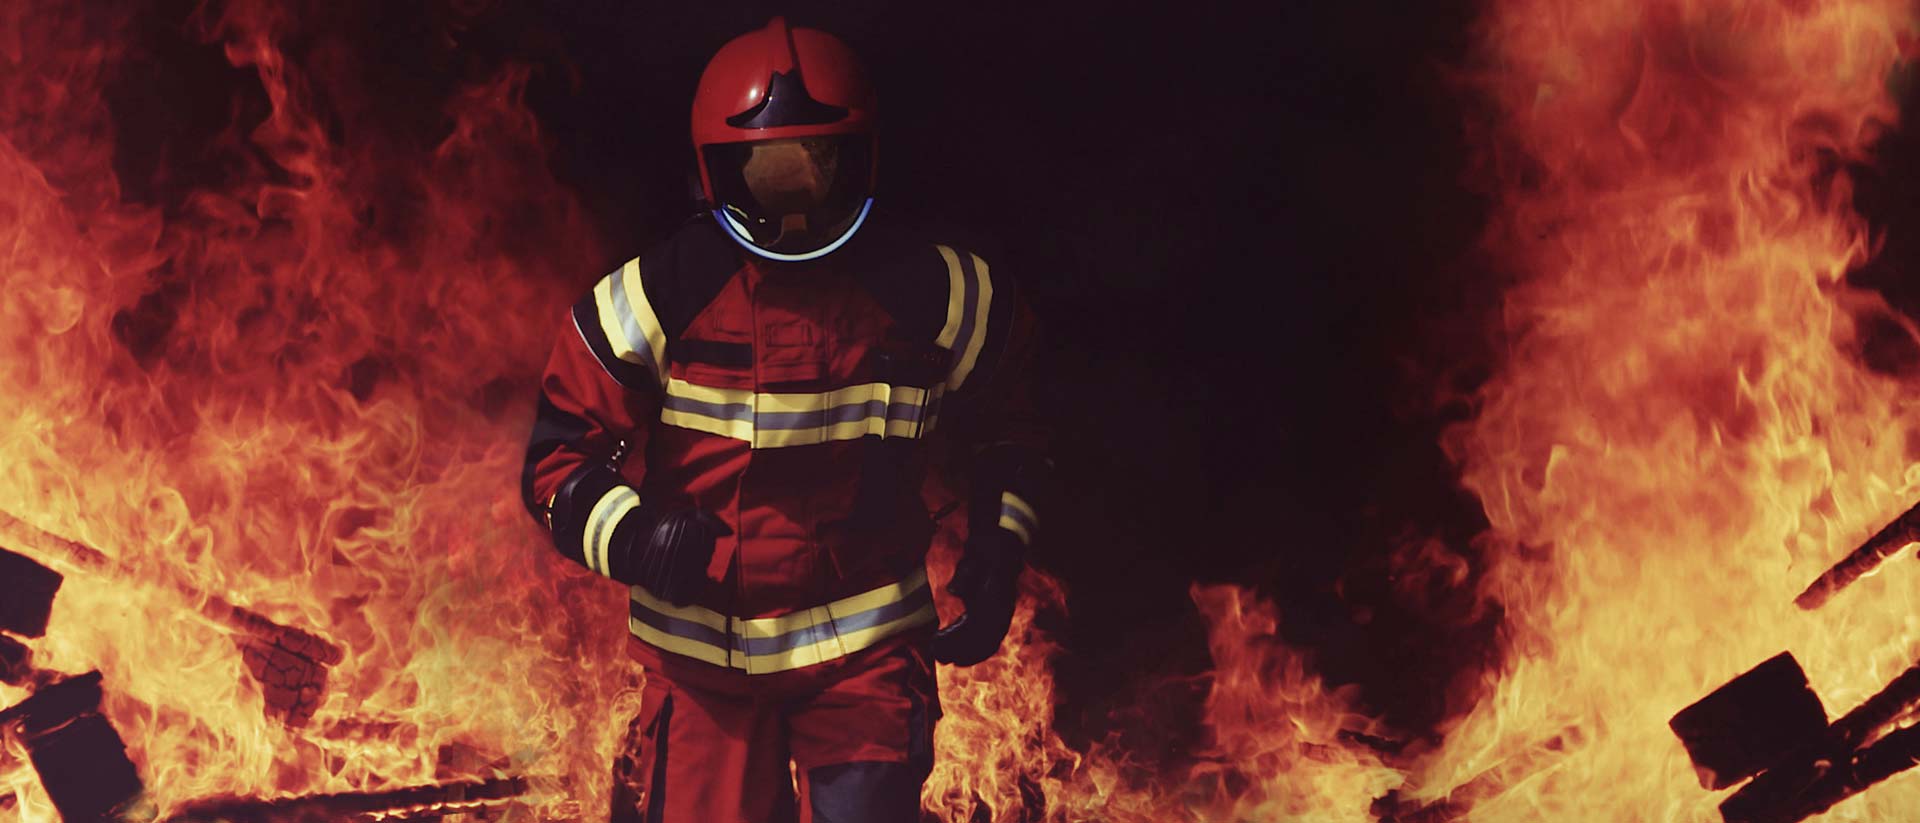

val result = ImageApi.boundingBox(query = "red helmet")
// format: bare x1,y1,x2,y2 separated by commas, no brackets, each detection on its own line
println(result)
691,17,877,261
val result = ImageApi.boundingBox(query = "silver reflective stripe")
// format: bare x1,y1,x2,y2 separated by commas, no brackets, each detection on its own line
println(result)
609,269,659,376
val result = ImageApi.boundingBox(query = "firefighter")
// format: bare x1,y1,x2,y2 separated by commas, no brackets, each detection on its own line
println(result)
520,17,1049,823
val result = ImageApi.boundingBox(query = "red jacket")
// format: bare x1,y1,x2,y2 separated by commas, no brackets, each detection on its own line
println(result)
523,215,1046,677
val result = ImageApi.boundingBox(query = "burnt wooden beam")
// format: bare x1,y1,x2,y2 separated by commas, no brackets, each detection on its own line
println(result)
1670,652,1830,789
163,777,530,823
1718,657,1920,823
1721,722,1920,823
1796,498,1920,610
0,546,62,637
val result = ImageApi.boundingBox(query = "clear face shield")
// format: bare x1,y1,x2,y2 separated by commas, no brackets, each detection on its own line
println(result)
703,135,875,261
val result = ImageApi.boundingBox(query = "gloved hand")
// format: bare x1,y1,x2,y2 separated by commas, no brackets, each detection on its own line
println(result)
932,528,1025,666
625,509,732,607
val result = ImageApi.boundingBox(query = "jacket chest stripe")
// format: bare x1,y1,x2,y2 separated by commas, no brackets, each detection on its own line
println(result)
658,378,940,448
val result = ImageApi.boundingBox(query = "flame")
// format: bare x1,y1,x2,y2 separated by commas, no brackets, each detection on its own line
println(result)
0,0,632,817
1401,0,1920,819
13,1,1918,821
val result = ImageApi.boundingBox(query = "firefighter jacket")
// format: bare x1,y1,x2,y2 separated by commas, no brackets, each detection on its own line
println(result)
522,214,1046,677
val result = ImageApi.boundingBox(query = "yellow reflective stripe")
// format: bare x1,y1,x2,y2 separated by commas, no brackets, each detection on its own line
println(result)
628,583,731,634
583,486,637,576
1001,492,1037,526
998,513,1033,546
660,406,757,441
590,487,640,578
593,259,668,387
626,570,936,674
742,603,935,675
952,252,994,389
736,567,930,639
628,617,741,669
621,259,668,380
659,379,941,448
935,245,966,349
751,382,930,414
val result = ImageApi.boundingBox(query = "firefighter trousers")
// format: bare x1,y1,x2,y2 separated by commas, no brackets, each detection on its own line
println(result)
612,636,939,823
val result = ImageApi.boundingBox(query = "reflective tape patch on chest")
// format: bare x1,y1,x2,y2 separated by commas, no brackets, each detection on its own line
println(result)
658,378,942,448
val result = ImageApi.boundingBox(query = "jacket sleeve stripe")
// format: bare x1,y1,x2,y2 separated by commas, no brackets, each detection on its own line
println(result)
953,252,994,389
584,485,641,577
998,491,1037,546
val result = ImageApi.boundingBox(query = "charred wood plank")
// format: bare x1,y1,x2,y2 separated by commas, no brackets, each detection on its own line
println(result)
0,671,103,735
1670,652,1829,789
164,777,530,823
1796,498,1920,610
0,671,142,823
26,713,143,823
0,546,62,637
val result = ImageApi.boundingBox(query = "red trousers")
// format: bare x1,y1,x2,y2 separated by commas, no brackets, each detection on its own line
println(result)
612,635,939,823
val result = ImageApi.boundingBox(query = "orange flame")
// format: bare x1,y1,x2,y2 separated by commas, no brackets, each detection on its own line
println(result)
14,1,1920,821
1,0,632,817
1405,0,1920,819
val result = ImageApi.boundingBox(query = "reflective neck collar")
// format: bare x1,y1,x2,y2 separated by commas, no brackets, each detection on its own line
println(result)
714,198,875,262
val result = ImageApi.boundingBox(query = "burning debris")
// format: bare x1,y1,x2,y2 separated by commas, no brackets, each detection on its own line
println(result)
0,537,544,823
0,513,342,728
1792,499,1920,611
0,671,143,823
1673,650,1920,823
1670,501,1920,823
1,548,144,822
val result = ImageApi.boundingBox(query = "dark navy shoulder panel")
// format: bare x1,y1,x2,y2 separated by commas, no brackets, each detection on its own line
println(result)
840,217,953,344
640,216,745,340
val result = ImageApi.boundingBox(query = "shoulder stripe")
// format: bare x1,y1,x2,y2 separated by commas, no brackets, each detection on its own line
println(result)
933,244,994,390
572,299,657,391
593,258,669,388
935,245,967,350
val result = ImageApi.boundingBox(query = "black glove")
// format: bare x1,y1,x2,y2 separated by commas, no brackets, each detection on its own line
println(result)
932,528,1024,666
623,509,732,607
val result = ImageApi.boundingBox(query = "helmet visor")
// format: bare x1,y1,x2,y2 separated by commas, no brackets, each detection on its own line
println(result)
703,135,874,258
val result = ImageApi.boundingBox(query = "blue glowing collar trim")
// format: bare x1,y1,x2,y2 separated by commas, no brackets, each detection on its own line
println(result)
714,198,875,262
